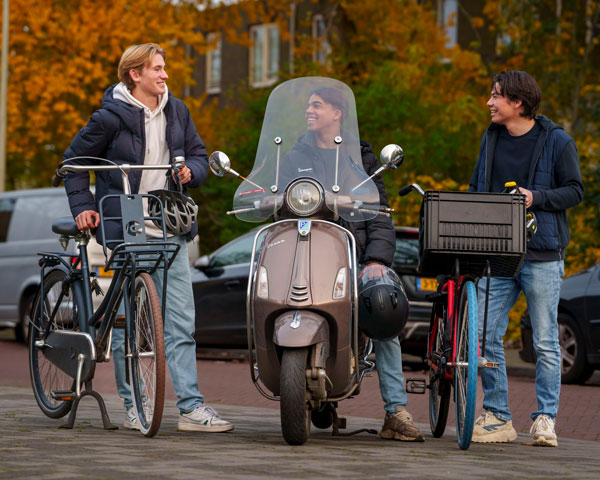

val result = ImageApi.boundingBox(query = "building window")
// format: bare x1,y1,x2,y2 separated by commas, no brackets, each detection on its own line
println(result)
312,14,331,64
249,23,279,87
439,0,458,49
206,32,222,94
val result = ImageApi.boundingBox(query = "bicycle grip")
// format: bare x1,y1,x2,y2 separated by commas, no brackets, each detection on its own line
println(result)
398,185,414,197
52,171,64,187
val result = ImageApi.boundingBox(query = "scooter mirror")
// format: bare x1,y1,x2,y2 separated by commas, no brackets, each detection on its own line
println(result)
208,151,232,177
380,144,404,169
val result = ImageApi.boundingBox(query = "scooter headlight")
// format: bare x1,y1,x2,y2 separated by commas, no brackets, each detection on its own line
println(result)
286,179,323,217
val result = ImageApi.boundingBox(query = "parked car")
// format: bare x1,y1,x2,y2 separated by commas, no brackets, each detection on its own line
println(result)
520,261,600,384
191,226,435,355
0,188,109,342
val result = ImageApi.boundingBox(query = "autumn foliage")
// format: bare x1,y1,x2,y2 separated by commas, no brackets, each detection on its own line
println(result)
1,0,598,283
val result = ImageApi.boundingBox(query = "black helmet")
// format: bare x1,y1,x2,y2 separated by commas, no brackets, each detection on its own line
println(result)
357,264,409,340
148,189,198,236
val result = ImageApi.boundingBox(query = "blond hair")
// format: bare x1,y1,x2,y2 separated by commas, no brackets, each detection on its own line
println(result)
118,43,166,90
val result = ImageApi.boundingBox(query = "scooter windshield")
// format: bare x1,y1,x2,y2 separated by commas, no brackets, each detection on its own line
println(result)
232,77,380,222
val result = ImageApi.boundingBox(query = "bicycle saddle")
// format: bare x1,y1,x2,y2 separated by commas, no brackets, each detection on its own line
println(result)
52,216,80,236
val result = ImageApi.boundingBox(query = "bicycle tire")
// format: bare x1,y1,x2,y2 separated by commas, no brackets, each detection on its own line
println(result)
127,272,165,437
428,303,451,437
28,269,78,419
454,280,478,450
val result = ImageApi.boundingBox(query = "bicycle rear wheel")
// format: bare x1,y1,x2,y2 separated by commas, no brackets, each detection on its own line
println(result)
454,280,478,450
127,272,165,437
28,269,78,419
428,303,451,437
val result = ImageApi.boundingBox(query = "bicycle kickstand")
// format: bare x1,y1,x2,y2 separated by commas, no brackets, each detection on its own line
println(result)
58,354,117,430
60,387,118,431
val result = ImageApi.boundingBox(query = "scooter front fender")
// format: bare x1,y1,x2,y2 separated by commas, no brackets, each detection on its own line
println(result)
273,310,329,347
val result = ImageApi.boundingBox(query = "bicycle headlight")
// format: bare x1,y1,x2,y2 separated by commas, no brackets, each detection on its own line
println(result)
286,179,323,217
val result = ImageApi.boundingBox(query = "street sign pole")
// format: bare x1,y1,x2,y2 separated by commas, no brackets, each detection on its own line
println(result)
0,0,9,192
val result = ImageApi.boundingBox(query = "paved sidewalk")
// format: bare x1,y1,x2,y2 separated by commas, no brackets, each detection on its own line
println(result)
1,386,600,479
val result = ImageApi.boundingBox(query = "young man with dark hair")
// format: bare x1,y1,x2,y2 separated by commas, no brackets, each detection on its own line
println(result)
283,87,424,442
469,70,583,447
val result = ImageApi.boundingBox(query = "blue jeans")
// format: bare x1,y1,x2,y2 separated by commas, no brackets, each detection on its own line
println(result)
478,260,564,421
112,236,204,414
373,337,407,414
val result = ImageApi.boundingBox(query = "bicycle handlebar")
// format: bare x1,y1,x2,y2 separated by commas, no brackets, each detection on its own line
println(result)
52,158,182,193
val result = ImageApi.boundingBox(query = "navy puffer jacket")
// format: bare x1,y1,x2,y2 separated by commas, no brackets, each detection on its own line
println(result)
63,84,208,244
469,115,583,255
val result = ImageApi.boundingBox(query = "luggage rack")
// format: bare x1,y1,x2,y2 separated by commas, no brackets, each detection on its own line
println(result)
97,192,180,274
105,241,180,275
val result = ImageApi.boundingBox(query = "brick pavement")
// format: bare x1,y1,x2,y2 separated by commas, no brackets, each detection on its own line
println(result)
1,338,599,442
1,385,600,480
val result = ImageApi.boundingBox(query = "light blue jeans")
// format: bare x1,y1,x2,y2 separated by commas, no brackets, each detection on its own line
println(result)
112,236,204,414
373,337,407,414
478,260,564,421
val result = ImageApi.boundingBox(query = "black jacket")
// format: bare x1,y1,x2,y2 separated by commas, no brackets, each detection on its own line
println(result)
63,84,208,244
344,141,396,266
281,135,395,266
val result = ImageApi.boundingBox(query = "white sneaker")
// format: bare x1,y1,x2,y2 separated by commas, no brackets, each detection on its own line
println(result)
530,415,558,447
178,405,234,432
123,403,153,430
123,406,139,430
471,410,518,443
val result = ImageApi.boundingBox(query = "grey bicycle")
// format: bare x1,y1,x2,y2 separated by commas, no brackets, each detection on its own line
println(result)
28,158,181,437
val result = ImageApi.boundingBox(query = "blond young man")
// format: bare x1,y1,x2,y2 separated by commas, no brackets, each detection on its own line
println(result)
64,44,233,432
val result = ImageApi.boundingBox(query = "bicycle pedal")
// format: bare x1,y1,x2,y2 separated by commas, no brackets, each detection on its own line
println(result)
51,390,76,401
478,356,499,369
113,315,126,329
405,378,426,394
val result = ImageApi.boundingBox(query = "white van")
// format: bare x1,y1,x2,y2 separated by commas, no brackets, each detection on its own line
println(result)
0,188,108,341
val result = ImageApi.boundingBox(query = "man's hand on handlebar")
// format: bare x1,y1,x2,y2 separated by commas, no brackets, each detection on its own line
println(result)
75,210,100,231
172,164,192,185
518,187,533,208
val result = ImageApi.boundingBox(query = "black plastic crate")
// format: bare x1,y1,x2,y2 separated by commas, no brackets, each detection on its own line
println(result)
418,191,526,278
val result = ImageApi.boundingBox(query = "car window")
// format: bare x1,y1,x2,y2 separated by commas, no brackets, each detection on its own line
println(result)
211,231,263,267
393,237,419,269
0,198,16,242
10,195,71,241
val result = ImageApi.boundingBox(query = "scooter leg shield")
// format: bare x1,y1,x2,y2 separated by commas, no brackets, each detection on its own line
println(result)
273,310,329,347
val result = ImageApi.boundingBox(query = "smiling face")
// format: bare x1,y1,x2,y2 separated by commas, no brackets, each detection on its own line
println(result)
131,52,168,98
487,82,521,125
305,94,342,133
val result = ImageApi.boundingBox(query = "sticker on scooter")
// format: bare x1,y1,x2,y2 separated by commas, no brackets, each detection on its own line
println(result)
298,220,312,236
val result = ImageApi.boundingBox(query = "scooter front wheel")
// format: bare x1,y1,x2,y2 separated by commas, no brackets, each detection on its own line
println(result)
280,348,310,445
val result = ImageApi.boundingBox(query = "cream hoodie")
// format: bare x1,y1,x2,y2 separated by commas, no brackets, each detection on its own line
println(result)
113,82,170,237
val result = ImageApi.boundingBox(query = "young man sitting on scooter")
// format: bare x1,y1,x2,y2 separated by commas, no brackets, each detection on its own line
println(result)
283,87,424,442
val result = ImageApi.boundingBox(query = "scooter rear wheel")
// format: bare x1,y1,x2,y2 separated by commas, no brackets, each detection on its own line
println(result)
280,348,310,445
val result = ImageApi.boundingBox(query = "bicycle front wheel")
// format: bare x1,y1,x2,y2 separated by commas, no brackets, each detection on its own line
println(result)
28,269,78,418
454,280,478,450
428,303,451,437
127,272,165,437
